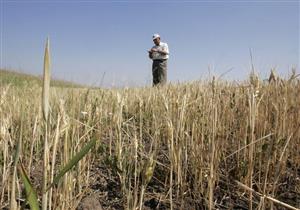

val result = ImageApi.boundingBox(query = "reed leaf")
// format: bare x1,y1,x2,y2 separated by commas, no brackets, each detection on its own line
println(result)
42,38,51,122
42,37,51,210
10,115,23,210
18,163,40,210
47,137,96,191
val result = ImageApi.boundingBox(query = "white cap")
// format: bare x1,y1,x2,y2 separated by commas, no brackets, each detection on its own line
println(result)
152,34,160,40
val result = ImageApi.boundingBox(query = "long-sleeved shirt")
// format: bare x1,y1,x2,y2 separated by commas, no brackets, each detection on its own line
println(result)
151,42,169,60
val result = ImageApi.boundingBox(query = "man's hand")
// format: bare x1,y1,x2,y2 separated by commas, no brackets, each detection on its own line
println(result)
158,50,167,55
151,48,167,55
148,51,153,59
150,48,158,52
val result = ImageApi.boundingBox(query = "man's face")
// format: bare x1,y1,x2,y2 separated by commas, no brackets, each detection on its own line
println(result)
153,37,160,46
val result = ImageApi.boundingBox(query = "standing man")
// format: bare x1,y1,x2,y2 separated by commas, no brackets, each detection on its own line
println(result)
148,34,169,86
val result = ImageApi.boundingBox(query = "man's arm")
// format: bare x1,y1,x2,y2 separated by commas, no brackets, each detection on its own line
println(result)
150,48,168,55
157,50,168,55
157,44,169,55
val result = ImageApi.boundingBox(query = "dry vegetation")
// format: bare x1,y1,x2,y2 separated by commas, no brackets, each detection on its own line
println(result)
0,70,300,209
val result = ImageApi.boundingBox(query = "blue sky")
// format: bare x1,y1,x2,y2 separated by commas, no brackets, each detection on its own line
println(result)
0,0,299,87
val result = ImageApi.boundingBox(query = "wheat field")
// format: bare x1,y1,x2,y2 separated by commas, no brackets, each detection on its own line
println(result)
0,70,299,209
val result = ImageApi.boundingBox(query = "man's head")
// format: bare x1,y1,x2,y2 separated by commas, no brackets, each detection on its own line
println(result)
152,34,160,46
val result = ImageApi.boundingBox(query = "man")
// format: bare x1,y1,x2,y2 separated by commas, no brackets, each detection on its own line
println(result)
148,34,169,86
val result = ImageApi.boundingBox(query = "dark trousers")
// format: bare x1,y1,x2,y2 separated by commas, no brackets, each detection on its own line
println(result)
152,59,167,86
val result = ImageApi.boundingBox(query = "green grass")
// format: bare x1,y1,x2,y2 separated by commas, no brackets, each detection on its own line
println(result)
0,69,84,88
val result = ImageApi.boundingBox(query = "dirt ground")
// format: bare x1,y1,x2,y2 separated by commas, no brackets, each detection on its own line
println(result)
77,158,300,210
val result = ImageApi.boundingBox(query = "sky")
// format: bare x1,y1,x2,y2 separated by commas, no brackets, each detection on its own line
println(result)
0,0,299,87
